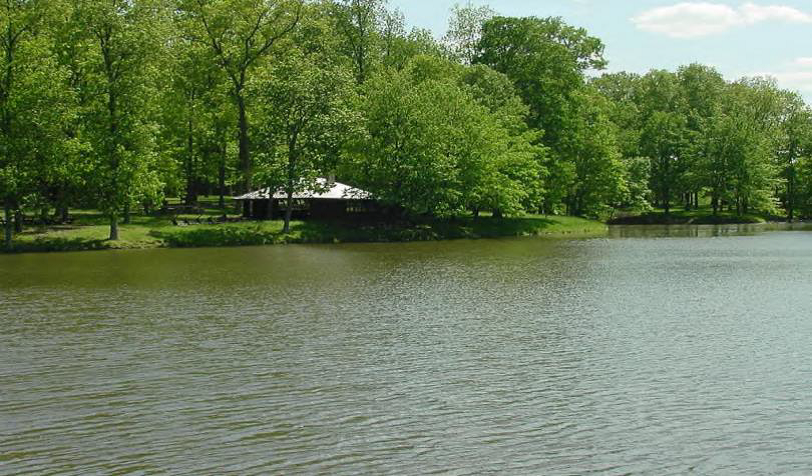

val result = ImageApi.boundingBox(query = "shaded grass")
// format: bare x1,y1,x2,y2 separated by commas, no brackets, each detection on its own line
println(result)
153,215,607,248
5,213,607,253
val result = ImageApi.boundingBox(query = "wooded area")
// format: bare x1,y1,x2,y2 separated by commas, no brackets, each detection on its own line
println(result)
3,0,812,251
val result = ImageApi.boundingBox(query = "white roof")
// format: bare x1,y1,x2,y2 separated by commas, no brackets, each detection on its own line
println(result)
234,178,371,201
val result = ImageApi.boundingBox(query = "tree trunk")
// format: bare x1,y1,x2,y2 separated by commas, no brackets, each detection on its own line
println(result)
3,202,12,251
219,150,226,210
493,209,503,219
14,210,23,233
54,204,69,223
236,93,251,193
109,213,119,241
123,202,131,224
185,116,196,205
283,191,294,233
788,174,795,222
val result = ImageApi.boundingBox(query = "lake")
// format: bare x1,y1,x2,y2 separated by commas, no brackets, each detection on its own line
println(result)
2,224,812,474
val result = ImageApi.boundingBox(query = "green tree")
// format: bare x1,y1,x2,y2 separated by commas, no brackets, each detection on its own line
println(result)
636,70,688,215
347,56,542,217
444,2,495,64
179,0,303,194
1,0,75,250
252,48,358,232
696,78,782,216
592,72,643,159
77,0,167,240
161,33,233,207
461,64,546,214
475,15,606,142
475,15,608,215
560,87,626,217
331,0,385,84
677,63,726,210
726,78,783,215
775,90,812,221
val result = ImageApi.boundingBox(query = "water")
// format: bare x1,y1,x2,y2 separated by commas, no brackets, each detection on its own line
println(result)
2,225,812,474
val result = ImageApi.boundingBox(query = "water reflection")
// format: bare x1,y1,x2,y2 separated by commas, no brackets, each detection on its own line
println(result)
609,221,812,238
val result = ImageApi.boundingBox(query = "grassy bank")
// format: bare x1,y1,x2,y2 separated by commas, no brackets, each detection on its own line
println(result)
4,211,607,254
609,208,768,225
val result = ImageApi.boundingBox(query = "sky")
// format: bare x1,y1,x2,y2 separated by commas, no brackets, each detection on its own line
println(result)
388,0,812,100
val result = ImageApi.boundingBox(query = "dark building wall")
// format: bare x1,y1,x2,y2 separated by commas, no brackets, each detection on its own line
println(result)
310,200,347,219
241,199,384,220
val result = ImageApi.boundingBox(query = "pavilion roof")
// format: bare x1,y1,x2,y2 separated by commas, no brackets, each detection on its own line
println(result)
234,178,371,201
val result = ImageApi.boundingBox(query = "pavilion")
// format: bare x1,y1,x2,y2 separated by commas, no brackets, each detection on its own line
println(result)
234,178,376,220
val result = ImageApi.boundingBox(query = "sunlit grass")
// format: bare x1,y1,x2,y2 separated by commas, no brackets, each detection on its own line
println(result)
610,206,768,225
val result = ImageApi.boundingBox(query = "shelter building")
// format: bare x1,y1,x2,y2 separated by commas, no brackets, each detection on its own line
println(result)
234,178,377,220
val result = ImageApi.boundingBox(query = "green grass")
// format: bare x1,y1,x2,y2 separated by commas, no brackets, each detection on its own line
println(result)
609,207,768,225
3,211,607,254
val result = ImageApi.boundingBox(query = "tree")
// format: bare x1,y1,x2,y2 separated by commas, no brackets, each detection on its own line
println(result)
592,72,643,159
636,70,688,215
331,0,386,84
252,48,358,233
677,63,726,210
346,56,542,218
444,2,495,64
726,78,783,215
1,0,74,250
161,32,234,207
695,78,783,216
475,15,606,143
475,15,608,215
77,0,167,240
640,110,686,215
179,0,303,194
775,91,812,221
560,87,626,217
461,64,546,214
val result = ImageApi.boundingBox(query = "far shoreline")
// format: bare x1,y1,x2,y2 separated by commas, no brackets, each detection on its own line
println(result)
5,207,811,256
1,214,608,255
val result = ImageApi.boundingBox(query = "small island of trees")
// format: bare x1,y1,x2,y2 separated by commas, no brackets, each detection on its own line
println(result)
3,0,812,252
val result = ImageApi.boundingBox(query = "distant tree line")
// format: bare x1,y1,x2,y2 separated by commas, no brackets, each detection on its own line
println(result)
3,0,812,249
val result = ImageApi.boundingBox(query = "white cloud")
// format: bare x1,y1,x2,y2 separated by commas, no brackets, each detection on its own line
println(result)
739,3,812,23
632,2,812,39
753,58,812,92
755,71,812,90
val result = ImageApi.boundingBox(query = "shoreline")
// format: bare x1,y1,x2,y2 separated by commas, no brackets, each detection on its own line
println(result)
4,212,808,256
1,215,608,255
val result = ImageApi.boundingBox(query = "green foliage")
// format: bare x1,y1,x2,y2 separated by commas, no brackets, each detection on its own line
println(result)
74,0,169,239
251,39,359,231
345,56,543,217
444,2,495,64
4,0,812,254
476,15,606,142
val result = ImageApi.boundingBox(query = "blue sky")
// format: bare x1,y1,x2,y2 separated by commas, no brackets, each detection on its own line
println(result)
388,0,812,99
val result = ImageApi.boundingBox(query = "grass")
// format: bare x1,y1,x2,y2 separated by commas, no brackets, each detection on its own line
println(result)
3,205,608,254
609,207,768,225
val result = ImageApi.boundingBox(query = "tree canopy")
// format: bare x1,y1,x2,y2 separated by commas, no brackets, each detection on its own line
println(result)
3,0,812,250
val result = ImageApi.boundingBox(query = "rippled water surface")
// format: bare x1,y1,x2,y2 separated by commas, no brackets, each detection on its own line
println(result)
3,226,812,474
